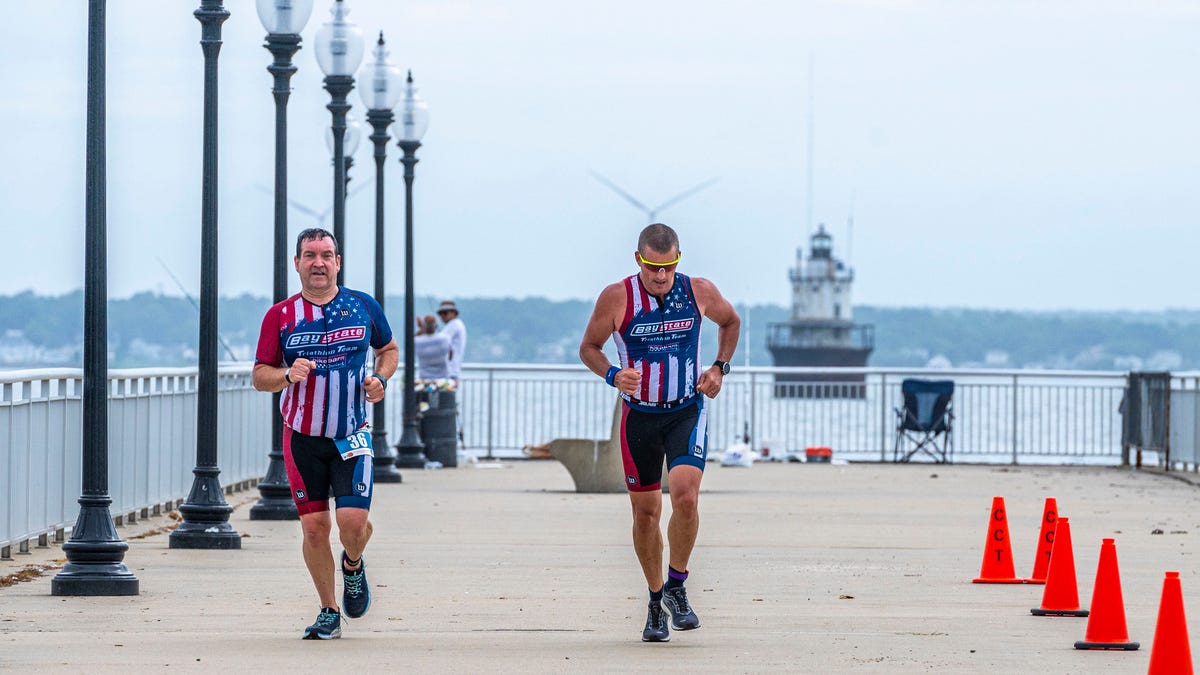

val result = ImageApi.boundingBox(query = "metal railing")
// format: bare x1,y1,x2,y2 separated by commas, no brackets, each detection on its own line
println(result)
445,365,1127,464
1,366,269,557
3,363,1128,554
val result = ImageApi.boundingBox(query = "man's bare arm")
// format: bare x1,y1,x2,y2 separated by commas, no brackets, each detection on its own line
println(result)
579,283,641,396
365,339,400,400
692,277,740,397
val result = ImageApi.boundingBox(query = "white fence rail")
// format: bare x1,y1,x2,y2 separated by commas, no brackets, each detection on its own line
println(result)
450,366,1128,464
3,363,1130,555
2,367,270,557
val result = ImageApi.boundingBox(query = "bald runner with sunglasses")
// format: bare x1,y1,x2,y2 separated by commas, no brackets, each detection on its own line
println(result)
579,222,740,642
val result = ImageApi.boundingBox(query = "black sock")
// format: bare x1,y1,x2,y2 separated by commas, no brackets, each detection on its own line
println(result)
322,606,340,614
666,566,688,589
649,586,664,603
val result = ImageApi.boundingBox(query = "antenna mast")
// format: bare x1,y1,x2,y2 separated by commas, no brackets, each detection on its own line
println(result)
806,53,815,236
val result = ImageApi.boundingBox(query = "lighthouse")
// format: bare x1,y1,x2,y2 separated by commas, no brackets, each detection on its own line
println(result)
767,225,874,397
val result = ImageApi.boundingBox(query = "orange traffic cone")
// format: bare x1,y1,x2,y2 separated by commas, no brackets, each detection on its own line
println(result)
973,496,1023,583
1030,517,1087,617
1148,571,1193,674
1074,538,1139,650
1024,497,1057,584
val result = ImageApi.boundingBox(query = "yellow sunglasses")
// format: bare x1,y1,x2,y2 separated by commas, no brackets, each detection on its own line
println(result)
637,252,681,268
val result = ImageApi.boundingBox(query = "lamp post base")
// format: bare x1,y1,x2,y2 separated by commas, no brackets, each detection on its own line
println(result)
373,456,404,482
51,504,140,596
394,422,428,468
169,523,242,549
169,471,241,549
249,497,298,520
372,427,403,482
51,569,139,596
250,453,298,520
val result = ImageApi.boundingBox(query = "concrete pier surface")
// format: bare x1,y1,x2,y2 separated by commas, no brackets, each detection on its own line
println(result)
3,459,1198,673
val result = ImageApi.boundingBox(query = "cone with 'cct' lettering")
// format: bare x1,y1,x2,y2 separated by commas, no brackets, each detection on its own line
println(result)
1148,571,1193,674
1074,538,1139,650
1030,517,1088,617
973,496,1023,583
1025,497,1058,584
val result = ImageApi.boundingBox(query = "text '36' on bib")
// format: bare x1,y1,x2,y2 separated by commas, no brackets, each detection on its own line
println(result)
334,428,374,460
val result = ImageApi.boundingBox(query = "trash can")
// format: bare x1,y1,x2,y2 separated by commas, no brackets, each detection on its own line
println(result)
419,389,458,467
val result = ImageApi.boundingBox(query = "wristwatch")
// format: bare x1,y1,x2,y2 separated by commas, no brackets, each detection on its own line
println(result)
712,360,731,375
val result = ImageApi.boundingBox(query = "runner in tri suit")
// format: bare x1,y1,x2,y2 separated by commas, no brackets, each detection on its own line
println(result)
580,223,741,642
252,228,399,640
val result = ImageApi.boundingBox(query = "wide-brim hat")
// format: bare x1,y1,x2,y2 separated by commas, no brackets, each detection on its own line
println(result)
437,301,458,314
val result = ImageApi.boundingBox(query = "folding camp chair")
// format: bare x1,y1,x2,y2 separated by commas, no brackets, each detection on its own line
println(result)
893,379,954,463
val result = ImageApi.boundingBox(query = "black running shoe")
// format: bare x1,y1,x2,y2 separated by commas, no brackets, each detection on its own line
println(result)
341,551,372,619
662,585,701,630
642,601,670,642
303,607,342,640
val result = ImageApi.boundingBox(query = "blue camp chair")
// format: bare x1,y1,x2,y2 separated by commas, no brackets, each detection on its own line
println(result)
893,379,954,463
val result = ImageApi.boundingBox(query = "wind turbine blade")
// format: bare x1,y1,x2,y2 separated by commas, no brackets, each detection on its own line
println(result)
588,169,652,215
287,200,321,218
347,180,371,200
155,257,239,361
652,177,720,214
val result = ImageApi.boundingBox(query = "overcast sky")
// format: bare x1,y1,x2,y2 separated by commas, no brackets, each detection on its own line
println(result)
2,1,1197,311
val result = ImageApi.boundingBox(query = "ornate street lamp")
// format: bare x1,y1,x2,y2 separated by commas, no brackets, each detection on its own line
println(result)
314,0,364,287
393,70,431,469
52,0,139,596
360,31,404,482
249,0,314,522
171,0,241,549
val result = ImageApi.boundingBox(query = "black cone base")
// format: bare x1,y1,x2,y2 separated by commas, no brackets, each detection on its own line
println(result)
1074,640,1139,650
1031,608,1089,617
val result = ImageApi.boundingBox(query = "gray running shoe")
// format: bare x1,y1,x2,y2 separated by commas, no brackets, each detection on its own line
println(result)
642,601,670,642
303,607,342,640
662,585,701,630
341,551,372,619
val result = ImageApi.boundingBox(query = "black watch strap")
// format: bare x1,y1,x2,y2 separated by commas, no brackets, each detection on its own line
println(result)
713,360,730,375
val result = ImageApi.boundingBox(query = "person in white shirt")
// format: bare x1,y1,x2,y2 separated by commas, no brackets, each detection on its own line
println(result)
437,300,467,380
413,314,450,380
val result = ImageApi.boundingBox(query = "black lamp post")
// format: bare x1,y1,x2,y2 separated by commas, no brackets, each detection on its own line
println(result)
170,0,240,550
52,0,138,596
393,70,431,469
361,32,404,483
250,0,314,521
314,0,364,287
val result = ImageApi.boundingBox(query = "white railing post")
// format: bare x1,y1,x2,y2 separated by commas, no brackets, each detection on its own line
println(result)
879,372,888,461
1011,373,1019,465
486,367,495,460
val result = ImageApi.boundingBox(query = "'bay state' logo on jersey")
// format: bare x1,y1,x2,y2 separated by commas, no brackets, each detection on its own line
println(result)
286,326,366,349
629,318,694,336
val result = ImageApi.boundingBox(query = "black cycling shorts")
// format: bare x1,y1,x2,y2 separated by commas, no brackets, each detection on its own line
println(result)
283,427,374,515
619,397,708,492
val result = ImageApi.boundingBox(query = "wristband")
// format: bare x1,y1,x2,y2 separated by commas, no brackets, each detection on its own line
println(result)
372,372,387,390
605,366,619,387
283,368,293,384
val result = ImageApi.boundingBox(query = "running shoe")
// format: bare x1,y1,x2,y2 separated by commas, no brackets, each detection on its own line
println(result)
303,607,342,640
341,551,372,619
642,601,670,642
662,584,701,630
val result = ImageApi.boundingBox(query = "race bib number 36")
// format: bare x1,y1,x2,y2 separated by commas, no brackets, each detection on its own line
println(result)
334,429,374,460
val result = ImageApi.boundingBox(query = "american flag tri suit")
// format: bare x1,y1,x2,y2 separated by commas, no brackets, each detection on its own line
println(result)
613,272,703,411
255,287,394,439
